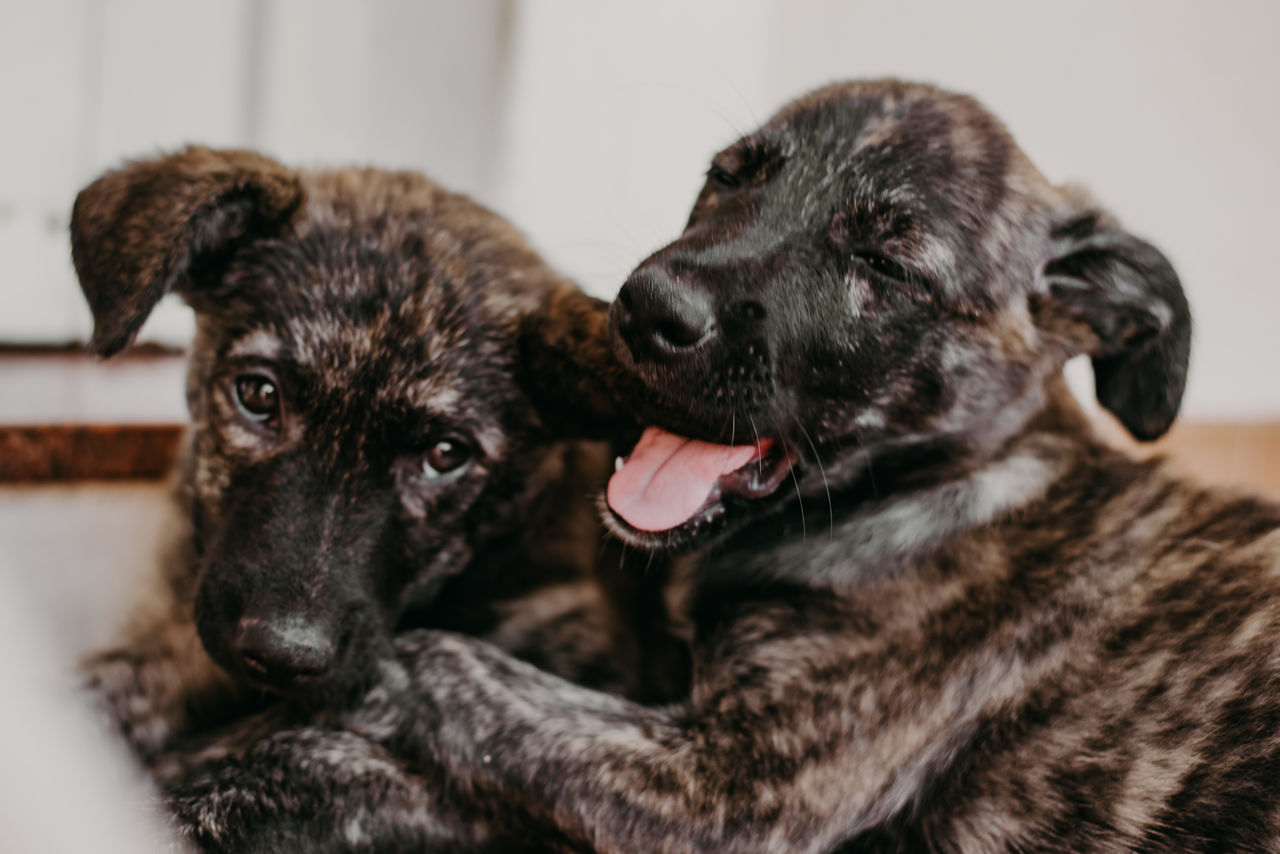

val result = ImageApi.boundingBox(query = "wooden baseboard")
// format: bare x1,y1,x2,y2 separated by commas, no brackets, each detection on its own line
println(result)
0,425,183,482
3,419,1278,498
0,351,186,481
0,345,1276,492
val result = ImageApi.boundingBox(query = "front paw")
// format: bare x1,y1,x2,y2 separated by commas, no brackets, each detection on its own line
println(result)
81,651,174,760
162,730,332,853
162,728,476,853
344,631,504,754
164,761,294,854
164,773,243,853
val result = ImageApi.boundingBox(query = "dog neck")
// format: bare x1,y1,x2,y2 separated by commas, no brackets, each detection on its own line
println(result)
711,382,1104,590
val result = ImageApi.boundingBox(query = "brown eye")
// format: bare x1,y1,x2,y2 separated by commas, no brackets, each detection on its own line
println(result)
233,373,281,423
421,437,472,478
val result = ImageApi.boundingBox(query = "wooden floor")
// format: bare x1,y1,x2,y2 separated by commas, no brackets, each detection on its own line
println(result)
1094,417,1280,501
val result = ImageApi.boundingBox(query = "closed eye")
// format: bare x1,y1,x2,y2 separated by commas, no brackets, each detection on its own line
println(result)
706,164,740,190
705,136,785,193
851,249,927,288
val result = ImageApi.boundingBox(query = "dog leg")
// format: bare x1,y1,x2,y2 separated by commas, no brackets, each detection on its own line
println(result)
155,581,688,850
158,673,592,854
164,727,512,853
354,612,997,854
356,630,827,854
165,618,888,854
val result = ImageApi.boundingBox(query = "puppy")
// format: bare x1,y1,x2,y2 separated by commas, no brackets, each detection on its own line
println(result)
73,147,676,765
163,81,1280,853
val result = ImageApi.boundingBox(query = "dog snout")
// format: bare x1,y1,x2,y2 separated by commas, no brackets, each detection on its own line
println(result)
233,615,336,686
616,267,716,361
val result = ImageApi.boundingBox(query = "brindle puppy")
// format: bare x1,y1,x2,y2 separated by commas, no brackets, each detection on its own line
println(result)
163,82,1280,852
72,147,678,767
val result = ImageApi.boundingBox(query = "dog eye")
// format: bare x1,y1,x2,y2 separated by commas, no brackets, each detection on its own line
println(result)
420,437,472,478
852,250,916,285
233,373,281,423
706,164,740,190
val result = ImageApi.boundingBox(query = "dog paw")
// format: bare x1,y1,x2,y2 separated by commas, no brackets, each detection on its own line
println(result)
163,778,251,854
160,727,459,853
81,651,174,760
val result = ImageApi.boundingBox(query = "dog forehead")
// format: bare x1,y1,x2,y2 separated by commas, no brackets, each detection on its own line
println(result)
769,81,1019,209
771,80,997,147
744,80,1058,297
279,307,492,378
225,167,553,378
281,275,522,422
218,208,539,433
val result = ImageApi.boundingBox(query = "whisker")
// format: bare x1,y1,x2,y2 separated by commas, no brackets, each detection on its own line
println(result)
644,549,656,574
793,415,834,540
619,542,629,572
786,438,807,543
748,414,764,477
857,431,879,498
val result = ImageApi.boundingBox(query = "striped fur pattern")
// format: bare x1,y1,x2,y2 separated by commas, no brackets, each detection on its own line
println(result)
161,82,1279,852
71,149,680,773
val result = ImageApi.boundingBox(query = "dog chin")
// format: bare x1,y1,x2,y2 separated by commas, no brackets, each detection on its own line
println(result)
279,668,379,713
600,495,731,552
599,472,800,554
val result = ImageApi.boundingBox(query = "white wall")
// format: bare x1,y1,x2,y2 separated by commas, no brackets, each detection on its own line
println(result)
2,0,1277,419
0,0,509,348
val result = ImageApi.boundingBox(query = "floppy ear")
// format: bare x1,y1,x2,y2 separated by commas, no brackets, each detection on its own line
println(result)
516,284,641,440
70,146,303,356
1041,212,1191,441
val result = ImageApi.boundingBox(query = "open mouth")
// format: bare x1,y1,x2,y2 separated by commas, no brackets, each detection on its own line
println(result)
606,426,797,533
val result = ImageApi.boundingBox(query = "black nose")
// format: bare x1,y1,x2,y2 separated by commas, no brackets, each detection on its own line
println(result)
616,268,715,362
234,616,336,685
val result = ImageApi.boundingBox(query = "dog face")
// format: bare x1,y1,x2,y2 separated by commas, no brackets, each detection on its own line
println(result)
605,80,1190,550
71,148,618,703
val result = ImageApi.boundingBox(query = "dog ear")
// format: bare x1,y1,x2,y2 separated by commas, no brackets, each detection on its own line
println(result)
70,146,303,356
517,284,640,440
1041,212,1191,441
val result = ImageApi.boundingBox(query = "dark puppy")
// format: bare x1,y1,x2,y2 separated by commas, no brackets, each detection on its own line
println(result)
74,147,673,763
164,81,1280,852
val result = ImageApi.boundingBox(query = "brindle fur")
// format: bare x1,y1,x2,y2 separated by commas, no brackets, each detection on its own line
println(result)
161,82,1280,852
73,147,682,768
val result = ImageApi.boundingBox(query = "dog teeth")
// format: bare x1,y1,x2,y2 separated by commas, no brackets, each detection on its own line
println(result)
615,456,625,472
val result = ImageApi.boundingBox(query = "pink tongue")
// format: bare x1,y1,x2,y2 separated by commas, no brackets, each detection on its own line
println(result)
607,426,764,532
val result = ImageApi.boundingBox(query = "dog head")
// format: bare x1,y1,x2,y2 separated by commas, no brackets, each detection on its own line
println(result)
71,147,620,703
604,80,1190,551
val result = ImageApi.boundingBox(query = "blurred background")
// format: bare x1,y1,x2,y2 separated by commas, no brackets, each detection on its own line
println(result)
0,2,1277,847
3,1,1279,417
